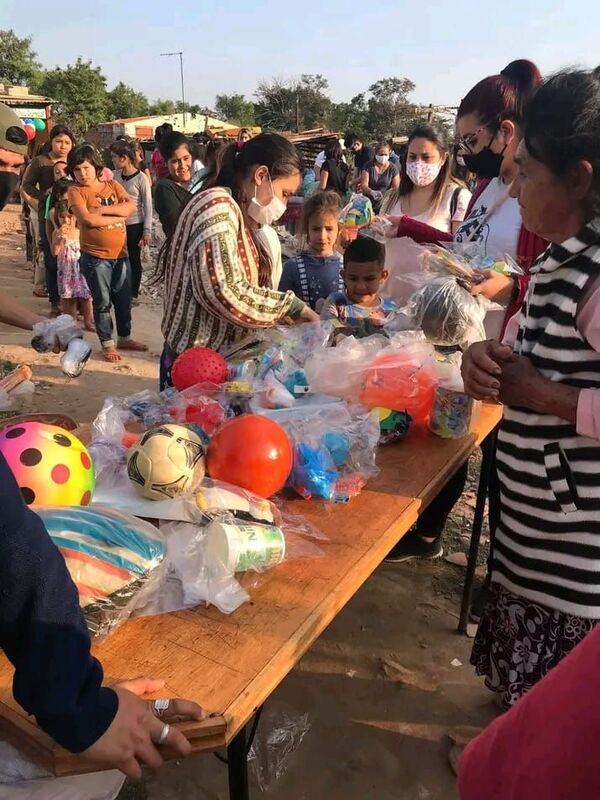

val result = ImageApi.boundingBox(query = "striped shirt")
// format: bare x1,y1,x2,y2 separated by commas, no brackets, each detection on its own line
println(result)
494,218,600,617
161,187,304,355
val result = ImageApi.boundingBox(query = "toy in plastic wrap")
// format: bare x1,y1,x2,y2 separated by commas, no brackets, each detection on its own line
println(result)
291,442,338,501
205,520,286,573
339,193,374,240
206,414,293,498
171,346,229,391
375,407,412,444
410,277,486,347
127,423,206,500
321,431,350,466
38,506,166,638
283,369,310,399
360,348,437,426
61,337,92,378
0,422,95,506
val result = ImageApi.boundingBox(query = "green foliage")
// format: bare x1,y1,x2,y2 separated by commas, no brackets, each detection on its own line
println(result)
106,81,149,121
254,74,332,132
0,29,42,89
366,77,417,138
215,93,256,126
40,58,107,137
329,93,370,141
148,98,177,115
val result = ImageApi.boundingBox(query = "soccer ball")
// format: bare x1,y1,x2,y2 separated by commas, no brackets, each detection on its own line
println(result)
127,423,206,500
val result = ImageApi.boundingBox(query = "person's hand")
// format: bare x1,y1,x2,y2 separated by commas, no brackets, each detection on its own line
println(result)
461,340,514,400
498,355,548,409
298,305,319,323
382,214,404,229
139,234,151,248
470,269,514,304
83,678,205,779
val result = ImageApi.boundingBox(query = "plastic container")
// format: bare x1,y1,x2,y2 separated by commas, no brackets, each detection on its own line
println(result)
429,383,473,439
205,520,286,573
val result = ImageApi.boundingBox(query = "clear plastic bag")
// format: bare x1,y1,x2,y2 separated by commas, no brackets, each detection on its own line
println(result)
409,276,487,347
31,314,83,354
279,404,380,502
60,337,92,378
303,334,388,402
339,193,374,237
37,506,167,640
248,706,311,793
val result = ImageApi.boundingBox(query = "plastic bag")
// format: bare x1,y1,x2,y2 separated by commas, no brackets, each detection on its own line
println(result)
339,193,373,239
280,404,380,502
429,357,475,439
247,705,311,793
61,337,92,378
31,314,83,353
304,334,388,402
409,276,487,347
359,339,438,426
37,506,166,639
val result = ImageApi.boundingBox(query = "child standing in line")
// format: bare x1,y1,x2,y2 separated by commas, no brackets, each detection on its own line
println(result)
67,144,147,362
321,236,397,337
110,140,153,302
279,191,344,312
51,200,94,330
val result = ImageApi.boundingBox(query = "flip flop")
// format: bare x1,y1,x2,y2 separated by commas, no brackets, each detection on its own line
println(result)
102,348,121,363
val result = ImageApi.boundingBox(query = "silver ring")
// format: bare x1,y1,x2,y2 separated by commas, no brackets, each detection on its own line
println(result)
157,723,170,746
153,698,171,718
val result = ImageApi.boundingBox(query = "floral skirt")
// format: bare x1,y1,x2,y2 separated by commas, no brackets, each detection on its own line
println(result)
471,582,598,707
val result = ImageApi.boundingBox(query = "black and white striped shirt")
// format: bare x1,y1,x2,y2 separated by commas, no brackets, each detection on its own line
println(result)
494,218,600,617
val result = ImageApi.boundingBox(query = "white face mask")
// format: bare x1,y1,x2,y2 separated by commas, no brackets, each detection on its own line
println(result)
406,159,443,187
247,174,286,225
375,154,389,165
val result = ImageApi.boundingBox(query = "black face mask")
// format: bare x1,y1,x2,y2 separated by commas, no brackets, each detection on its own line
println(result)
0,171,19,211
462,136,506,180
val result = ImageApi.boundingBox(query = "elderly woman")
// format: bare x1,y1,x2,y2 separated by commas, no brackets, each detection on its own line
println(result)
461,67,600,708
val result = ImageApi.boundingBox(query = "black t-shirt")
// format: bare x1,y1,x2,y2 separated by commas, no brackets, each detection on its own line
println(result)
355,145,375,172
322,158,349,195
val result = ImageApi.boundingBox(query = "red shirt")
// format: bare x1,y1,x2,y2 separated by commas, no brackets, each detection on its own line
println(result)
151,149,169,180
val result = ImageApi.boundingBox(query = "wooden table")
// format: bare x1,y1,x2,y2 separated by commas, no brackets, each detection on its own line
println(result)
0,403,502,798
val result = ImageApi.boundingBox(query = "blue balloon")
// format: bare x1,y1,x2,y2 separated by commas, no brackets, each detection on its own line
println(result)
23,118,34,126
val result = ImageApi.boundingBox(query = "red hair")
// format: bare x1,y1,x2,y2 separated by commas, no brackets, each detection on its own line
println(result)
458,60,542,128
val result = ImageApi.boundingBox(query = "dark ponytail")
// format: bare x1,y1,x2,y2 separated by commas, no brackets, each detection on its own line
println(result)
458,59,542,128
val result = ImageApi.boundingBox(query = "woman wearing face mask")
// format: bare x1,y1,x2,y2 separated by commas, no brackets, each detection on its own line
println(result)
360,141,400,213
381,125,471,234
386,61,548,568
157,133,319,389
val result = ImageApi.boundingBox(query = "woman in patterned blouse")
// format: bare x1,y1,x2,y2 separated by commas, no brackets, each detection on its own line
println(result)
157,133,318,388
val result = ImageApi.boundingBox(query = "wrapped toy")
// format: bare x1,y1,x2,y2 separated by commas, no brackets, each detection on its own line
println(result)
409,276,487,347
339,193,374,240
31,315,91,378
429,359,474,439
38,506,166,638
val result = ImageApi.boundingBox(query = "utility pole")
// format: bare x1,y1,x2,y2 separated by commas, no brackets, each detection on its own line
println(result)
160,51,186,128
295,93,300,133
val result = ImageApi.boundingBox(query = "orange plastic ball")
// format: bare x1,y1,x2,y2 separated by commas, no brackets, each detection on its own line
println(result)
206,415,293,498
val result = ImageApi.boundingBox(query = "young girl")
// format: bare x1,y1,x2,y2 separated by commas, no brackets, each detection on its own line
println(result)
279,191,344,311
50,200,94,330
67,143,146,362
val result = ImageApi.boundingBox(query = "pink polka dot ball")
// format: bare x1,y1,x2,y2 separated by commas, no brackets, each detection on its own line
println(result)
0,422,95,506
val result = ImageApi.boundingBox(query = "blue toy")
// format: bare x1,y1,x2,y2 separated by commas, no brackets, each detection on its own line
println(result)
284,369,310,399
290,442,338,500
321,431,351,467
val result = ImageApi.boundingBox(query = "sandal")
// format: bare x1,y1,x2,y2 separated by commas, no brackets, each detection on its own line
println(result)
102,347,121,363
117,338,148,352
33,288,48,298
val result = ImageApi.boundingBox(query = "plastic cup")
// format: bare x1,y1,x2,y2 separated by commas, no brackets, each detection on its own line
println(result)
205,520,286,573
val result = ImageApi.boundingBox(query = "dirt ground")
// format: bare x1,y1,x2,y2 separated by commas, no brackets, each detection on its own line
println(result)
0,204,495,800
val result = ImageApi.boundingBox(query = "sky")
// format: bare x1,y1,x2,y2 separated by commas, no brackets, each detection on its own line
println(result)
4,0,599,111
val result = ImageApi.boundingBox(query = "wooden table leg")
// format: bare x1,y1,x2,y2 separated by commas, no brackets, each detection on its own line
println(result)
457,429,496,634
227,724,250,800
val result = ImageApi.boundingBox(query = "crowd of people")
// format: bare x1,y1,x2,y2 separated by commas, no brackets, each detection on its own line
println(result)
0,56,599,799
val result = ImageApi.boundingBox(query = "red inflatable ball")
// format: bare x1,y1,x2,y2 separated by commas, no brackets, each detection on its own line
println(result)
23,124,36,141
172,347,229,391
206,415,293,498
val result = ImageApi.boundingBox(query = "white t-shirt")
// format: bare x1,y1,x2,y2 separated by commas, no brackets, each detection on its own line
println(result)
454,177,521,259
314,148,347,169
389,184,472,234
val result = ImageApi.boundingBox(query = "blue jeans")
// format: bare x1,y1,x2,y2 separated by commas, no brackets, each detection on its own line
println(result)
79,254,132,346
39,218,59,306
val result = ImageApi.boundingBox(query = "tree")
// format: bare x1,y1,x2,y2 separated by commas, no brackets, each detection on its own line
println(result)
40,58,107,137
215,93,255,126
366,77,416,138
0,29,43,88
254,74,332,132
106,81,149,120
148,98,177,116
330,93,369,141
